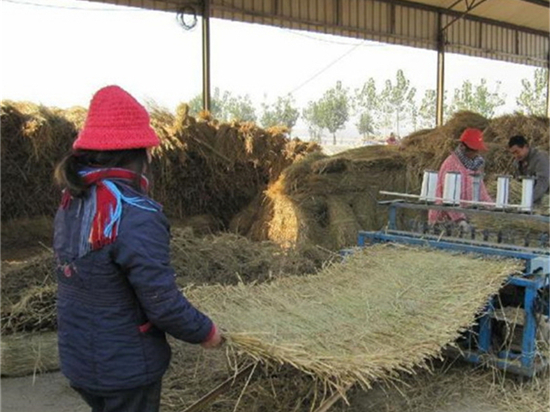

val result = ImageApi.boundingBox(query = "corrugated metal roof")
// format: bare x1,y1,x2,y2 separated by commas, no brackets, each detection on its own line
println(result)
414,0,549,33
85,0,549,67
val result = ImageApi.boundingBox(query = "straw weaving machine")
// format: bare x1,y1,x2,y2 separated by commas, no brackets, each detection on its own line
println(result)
356,198,549,378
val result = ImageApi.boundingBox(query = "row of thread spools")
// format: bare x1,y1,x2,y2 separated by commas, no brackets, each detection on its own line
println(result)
420,171,535,212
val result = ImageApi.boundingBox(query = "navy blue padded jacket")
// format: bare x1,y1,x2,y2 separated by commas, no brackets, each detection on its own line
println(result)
53,181,213,391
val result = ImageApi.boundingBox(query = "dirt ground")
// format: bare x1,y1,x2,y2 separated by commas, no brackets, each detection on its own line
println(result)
0,370,505,412
1,372,87,412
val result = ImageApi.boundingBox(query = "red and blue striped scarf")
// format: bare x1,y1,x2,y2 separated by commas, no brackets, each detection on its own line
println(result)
61,168,157,252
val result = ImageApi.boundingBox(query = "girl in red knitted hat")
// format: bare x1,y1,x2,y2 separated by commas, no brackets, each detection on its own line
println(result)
54,85,223,412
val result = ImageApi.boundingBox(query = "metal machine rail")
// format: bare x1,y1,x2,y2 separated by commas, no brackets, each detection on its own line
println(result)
378,199,550,228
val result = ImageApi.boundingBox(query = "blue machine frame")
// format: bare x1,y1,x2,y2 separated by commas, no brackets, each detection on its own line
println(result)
357,201,550,377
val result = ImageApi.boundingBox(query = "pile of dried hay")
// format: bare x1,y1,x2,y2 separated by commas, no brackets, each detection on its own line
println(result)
0,101,83,221
1,216,54,259
0,228,328,369
1,252,57,334
233,146,410,250
188,245,521,394
1,99,320,228
169,227,332,286
150,104,319,226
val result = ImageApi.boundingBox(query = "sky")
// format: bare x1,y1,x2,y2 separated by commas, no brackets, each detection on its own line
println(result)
0,0,540,140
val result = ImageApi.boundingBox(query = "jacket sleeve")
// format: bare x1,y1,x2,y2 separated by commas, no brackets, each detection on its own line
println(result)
532,152,549,203
112,206,213,344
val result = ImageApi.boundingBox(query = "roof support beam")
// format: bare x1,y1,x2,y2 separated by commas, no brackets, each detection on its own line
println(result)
441,0,489,31
517,0,550,7
375,0,548,37
436,14,445,127
202,0,211,112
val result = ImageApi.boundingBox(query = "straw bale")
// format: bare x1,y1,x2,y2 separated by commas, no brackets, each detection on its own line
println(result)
188,245,521,393
2,97,321,228
1,252,54,310
148,103,176,143
483,114,549,150
265,185,302,247
398,128,434,150
444,111,489,139
1,216,53,258
0,331,59,377
2,284,57,334
169,227,328,286
213,123,247,163
252,146,410,250
327,196,362,248
229,194,270,239
1,100,80,220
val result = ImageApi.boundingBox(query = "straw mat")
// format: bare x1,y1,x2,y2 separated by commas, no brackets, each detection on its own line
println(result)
189,245,522,393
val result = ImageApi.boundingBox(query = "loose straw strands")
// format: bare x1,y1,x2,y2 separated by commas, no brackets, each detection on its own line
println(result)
188,245,522,393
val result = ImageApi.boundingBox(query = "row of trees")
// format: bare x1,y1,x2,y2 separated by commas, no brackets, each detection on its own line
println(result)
187,68,548,144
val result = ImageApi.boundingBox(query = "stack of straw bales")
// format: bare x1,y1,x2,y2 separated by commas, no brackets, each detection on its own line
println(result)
232,146,409,250
150,103,319,227
0,101,81,221
0,100,320,229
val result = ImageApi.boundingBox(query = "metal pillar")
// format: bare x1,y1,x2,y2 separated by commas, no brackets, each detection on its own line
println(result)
436,14,445,127
546,60,550,118
202,0,211,112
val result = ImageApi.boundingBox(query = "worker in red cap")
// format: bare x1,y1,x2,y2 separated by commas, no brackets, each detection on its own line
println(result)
428,128,493,226
54,85,223,412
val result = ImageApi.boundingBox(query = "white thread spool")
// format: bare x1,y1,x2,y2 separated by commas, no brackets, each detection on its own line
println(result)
443,172,461,205
520,176,535,212
420,170,438,202
471,173,483,204
496,175,511,209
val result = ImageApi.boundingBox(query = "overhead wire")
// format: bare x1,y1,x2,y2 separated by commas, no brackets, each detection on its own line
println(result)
287,39,367,95
3,0,144,12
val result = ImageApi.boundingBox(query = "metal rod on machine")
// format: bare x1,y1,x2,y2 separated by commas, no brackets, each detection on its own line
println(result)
378,191,531,209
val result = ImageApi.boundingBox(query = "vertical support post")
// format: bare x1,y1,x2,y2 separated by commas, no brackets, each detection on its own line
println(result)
521,284,537,373
436,14,445,127
202,0,211,112
388,204,397,230
478,299,493,353
546,59,550,118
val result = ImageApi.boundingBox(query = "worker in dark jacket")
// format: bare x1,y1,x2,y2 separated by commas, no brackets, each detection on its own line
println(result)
53,85,223,412
508,135,549,204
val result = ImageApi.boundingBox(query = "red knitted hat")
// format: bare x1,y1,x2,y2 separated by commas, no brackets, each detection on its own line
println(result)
459,128,487,151
73,85,160,150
